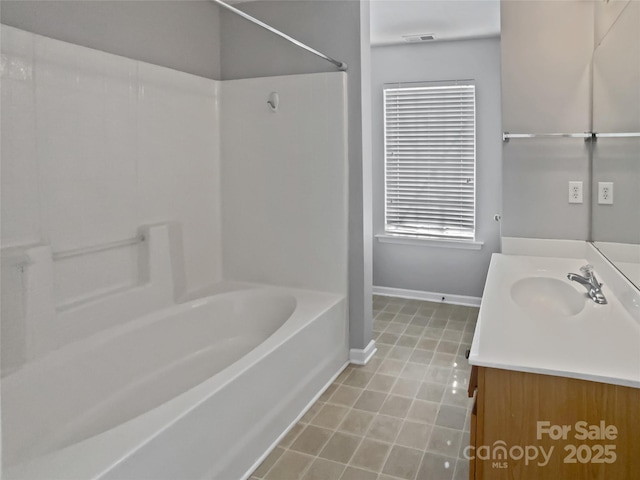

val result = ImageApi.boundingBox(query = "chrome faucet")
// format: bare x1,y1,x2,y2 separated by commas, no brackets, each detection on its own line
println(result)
567,264,607,305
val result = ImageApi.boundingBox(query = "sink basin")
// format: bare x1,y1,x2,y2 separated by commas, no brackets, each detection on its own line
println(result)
510,277,586,317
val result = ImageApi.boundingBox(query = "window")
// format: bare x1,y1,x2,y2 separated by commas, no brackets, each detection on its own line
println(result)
383,81,476,240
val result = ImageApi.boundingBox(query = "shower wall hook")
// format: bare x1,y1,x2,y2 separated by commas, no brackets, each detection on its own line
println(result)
267,92,279,112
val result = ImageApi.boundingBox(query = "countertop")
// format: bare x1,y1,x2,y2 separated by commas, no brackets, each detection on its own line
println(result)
469,253,640,388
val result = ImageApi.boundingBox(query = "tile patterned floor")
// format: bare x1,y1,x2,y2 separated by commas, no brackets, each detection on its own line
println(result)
250,295,478,480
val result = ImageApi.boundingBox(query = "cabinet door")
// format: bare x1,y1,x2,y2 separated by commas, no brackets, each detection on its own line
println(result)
478,367,640,479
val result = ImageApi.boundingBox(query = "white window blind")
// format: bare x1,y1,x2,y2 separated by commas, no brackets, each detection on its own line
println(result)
384,82,476,240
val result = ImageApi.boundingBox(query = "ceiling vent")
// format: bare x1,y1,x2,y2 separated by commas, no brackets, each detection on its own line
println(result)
403,34,436,43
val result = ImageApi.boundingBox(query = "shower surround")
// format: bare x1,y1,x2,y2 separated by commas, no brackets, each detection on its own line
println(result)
0,25,349,479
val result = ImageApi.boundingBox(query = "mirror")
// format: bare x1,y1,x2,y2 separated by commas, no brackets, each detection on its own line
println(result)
591,0,640,289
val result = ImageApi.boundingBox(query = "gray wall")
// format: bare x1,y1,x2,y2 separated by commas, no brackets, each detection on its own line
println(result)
500,0,593,240
220,1,370,350
592,0,640,244
371,38,503,298
1,0,222,79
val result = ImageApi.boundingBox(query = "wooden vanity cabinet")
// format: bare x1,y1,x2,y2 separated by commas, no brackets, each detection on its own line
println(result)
467,366,640,480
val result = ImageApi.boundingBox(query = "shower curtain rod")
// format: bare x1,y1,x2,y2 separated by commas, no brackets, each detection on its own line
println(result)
212,0,348,71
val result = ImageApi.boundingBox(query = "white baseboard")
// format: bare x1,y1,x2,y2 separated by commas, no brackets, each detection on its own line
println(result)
373,285,481,307
349,340,377,365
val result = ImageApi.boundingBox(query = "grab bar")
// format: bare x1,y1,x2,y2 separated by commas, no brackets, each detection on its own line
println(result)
53,235,145,261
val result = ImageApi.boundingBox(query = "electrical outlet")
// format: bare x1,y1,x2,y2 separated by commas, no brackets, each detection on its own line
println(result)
569,181,583,204
598,182,614,204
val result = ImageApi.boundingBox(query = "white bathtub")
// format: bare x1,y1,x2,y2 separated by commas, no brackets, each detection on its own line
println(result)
3,282,349,479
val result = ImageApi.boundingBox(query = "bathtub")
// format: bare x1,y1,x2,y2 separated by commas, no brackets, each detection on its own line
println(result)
3,282,349,479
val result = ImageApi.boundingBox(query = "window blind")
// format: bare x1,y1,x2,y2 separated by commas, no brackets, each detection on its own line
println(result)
384,82,476,239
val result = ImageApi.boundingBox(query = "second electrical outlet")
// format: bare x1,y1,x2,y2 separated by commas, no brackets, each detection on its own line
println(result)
598,182,614,204
569,181,583,204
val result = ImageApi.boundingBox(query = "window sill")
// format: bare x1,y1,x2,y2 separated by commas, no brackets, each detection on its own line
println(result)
375,234,484,250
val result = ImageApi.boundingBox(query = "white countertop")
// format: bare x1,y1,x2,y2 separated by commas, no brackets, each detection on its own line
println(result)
469,253,640,388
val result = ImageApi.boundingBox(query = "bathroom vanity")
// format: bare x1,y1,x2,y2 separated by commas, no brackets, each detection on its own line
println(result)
468,245,640,480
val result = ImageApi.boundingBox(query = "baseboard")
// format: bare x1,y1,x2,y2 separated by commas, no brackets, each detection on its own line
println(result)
349,340,377,365
373,285,481,307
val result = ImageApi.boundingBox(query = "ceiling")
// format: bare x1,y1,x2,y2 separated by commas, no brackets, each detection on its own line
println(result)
222,0,501,46
370,0,501,46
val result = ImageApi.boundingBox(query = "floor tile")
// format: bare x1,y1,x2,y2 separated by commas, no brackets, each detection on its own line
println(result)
396,335,419,348
422,327,444,340
446,320,466,331
454,458,470,480
378,359,406,376
301,458,346,480
390,377,421,398
380,395,413,418
427,426,462,458
393,313,413,324
339,409,376,436
436,341,460,355
310,404,350,429
343,369,374,388
279,423,305,448
400,304,419,315
300,401,324,424
416,337,438,351
435,405,467,430
416,381,445,403
353,390,387,413
407,400,439,424
290,425,333,455
318,383,339,402
416,452,456,480
329,385,363,407
404,324,425,337
384,304,402,313
382,445,424,480
431,353,457,368
385,323,407,334
378,332,400,345
399,362,426,380
375,312,394,322
409,349,433,365
441,329,464,343
368,373,397,393
367,414,403,443
424,366,452,384
340,466,378,480
411,315,430,327
350,438,391,472
396,420,432,450
375,344,392,358
441,386,473,408
429,318,448,329
265,450,313,480
318,432,361,464
387,346,414,362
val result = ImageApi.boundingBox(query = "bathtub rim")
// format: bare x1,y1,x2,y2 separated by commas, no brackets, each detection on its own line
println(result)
3,281,346,480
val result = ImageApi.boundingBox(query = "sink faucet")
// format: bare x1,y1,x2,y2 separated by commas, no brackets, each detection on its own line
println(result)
567,264,607,305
